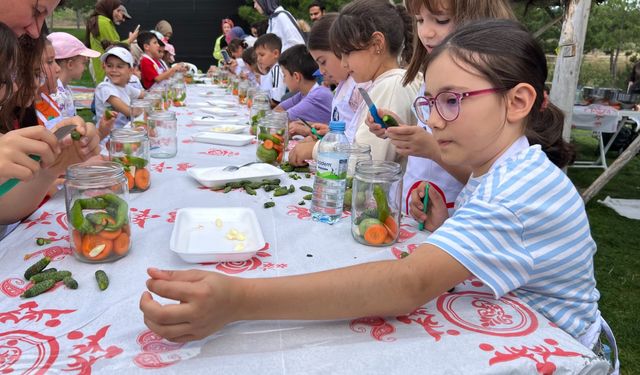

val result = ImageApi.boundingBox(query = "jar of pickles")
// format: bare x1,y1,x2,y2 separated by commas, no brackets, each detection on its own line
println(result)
109,128,151,192
340,143,372,211
238,80,249,104
65,161,131,263
250,91,271,135
351,161,402,247
170,80,187,107
146,93,164,112
130,99,152,130
256,112,288,166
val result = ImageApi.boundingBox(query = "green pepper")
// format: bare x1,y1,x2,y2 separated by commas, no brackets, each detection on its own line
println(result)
21,279,56,298
373,185,390,223
126,155,148,168
63,276,79,289
101,194,128,231
264,202,275,208
95,270,109,291
24,256,51,280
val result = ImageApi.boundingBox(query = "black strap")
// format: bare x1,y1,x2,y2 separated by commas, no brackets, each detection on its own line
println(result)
270,10,306,43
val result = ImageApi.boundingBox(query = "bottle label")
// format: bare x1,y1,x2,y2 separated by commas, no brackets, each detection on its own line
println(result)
316,153,347,180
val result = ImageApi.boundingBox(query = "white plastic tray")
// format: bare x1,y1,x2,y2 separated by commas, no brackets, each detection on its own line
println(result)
170,207,265,263
209,125,248,134
191,116,247,126
192,132,253,146
187,163,285,188
200,107,238,117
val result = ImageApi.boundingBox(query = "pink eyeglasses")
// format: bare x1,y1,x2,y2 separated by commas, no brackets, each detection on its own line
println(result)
413,88,505,123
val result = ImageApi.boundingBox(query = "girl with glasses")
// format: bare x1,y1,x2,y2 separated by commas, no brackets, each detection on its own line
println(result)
140,23,614,374
366,0,515,220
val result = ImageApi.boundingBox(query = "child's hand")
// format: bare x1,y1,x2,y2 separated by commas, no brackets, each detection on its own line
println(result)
387,126,438,159
0,127,60,182
288,138,316,166
140,268,238,342
288,120,312,137
50,118,101,173
97,112,118,140
409,182,449,232
311,122,329,136
365,108,400,139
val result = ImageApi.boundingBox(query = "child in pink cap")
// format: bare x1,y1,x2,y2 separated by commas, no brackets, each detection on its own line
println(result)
48,32,101,117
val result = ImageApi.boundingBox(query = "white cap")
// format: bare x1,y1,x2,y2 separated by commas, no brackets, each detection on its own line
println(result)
100,47,134,67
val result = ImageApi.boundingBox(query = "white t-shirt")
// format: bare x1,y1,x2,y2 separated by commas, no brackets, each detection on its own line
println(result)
266,63,286,103
426,137,601,339
95,80,142,129
268,6,305,52
128,75,144,91
234,57,246,76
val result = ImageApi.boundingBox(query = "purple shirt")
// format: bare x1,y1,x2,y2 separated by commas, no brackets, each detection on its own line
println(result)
280,84,333,123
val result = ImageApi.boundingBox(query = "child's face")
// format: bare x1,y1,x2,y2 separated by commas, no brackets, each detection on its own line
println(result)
340,48,376,83
231,48,243,59
145,38,162,59
104,55,133,86
281,67,299,92
255,45,279,71
163,51,175,64
424,51,516,174
65,56,89,81
41,44,60,92
310,49,349,85
416,5,455,53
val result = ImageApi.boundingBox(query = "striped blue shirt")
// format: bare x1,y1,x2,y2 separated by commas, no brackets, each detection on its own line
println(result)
426,142,600,339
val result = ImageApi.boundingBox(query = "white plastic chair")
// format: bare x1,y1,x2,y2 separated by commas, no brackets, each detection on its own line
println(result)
174,62,198,75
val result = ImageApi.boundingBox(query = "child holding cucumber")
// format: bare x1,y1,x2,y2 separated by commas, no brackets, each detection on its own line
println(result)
141,22,617,373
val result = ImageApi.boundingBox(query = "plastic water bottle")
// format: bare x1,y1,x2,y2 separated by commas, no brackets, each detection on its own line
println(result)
311,121,350,224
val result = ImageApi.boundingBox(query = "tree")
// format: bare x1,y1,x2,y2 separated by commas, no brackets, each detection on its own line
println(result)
584,0,640,81
60,0,94,29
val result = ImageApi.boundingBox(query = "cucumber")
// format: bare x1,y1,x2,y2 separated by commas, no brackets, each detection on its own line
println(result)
273,187,289,197
382,114,399,127
95,270,109,291
264,202,275,208
30,270,71,284
21,279,56,298
300,186,313,193
24,256,51,280
288,184,295,194
63,276,79,289
256,145,278,164
71,130,82,141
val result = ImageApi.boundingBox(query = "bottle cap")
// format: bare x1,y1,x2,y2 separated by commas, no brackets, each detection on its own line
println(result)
329,121,346,132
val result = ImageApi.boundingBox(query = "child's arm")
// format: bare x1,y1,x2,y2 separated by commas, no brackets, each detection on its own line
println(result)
106,96,133,118
140,244,471,342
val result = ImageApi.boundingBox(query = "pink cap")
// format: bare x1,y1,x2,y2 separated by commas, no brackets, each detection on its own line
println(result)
48,32,101,59
164,43,176,56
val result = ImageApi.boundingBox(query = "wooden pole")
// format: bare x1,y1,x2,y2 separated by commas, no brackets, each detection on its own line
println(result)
582,133,640,204
550,0,593,143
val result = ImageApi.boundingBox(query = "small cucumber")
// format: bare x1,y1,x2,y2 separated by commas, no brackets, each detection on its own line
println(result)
63,276,79,290
30,270,71,284
24,256,51,280
95,270,109,291
264,202,275,208
382,114,399,127
300,186,313,193
21,279,56,298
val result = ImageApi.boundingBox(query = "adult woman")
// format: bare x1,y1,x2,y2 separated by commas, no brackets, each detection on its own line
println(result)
0,2,100,239
86,0,139,84
213,18,234,65
253,0,305,51
156,20,173,41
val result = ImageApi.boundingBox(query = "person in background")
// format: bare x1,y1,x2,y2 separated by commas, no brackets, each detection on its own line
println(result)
226,39,248,77
275,45,332,124
253,0,305,51
297,19,311,40
240,47,260,85
251,20,269,38
213,18,234,65
34,38,63,129
308,1,326,23
138,31,183,90
254,33,287,107
48,32,101,118
86,0,139,84
155,20,173,41
163,42,176,67
627,61,640,94
94,46,145,136
116,5,133,24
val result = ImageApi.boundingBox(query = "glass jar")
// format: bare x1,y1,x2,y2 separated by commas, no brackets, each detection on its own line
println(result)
238,80,249,104
256,112,288,166
351,161,402,247
109,128,151,192
170,80,187,107
65,162,131,263
130,99,152,130
250,91,271,135
220,70,230,87
246,87,257,108
212,69,221,85
146,93,164,112
149,111,178,158
339,143,372,211
231,76,239,96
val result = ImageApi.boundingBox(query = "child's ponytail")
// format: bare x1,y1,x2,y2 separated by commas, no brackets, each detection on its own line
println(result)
427,19,575,168
395,4,414,66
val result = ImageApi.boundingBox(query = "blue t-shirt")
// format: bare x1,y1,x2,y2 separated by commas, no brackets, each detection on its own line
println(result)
426,140,600,339
280,83,333,124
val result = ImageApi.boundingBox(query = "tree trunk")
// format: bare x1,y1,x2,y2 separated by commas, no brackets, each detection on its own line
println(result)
609,53,615,78
582,130,640,204
76,9,82,29
551,0,593,145
612,47,620,80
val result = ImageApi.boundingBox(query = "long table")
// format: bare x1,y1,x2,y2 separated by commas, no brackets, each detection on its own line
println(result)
0,85,609,374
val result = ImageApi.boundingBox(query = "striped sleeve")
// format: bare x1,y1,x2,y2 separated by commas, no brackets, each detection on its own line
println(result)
426,199,533,299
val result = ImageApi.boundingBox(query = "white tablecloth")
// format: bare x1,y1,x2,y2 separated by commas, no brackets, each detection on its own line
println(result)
573,104,640,133
0,86,608,374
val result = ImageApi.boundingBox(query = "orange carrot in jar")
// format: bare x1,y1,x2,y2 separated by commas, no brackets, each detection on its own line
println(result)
134,168,151,190
364,224,387,245
263,139,274,150
124,171,134,191
113,232,130,255
81,234,113,261
98,228,122,240
383,216,398,239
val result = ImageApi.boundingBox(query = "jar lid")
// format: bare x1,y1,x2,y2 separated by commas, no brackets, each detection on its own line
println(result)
66,161,125,185
149,111,177,120
338,142,371,154
110,128,147,142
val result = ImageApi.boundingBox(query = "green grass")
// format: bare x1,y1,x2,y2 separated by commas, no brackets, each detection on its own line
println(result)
568,130,640,374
